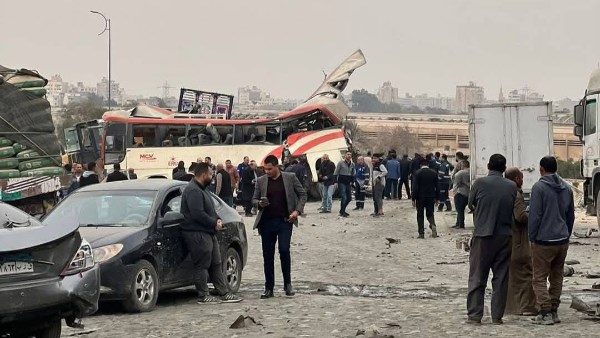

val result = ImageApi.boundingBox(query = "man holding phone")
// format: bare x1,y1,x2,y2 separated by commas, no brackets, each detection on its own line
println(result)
181,162,242,304
253,155,307,299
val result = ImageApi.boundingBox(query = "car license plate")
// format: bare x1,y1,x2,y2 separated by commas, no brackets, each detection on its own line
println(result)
0,261,34,275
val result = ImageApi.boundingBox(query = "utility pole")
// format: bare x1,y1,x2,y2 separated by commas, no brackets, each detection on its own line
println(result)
158,81,174,100
91,11,111,110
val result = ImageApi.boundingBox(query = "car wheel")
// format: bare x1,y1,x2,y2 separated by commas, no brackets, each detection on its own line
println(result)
122,260,159,313
33,318,61,338
223,247,242,292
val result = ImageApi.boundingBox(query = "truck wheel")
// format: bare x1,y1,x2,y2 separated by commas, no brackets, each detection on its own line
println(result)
122,260,159,313
34,318,61,338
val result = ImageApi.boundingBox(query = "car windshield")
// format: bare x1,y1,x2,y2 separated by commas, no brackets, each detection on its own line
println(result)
43,190,157,228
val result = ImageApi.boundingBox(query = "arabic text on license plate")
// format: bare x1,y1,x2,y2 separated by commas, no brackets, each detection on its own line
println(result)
0,261,34,275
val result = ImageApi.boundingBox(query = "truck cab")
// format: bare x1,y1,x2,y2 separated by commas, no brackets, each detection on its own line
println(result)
574,69,600,225
64,119,104,165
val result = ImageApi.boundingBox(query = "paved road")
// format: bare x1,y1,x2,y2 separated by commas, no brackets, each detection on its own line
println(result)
65,200,600,337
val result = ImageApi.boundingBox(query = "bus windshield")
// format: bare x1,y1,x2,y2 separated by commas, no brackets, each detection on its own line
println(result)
104,122,127,164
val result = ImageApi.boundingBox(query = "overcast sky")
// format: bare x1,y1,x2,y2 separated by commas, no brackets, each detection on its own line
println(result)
2,0,599,101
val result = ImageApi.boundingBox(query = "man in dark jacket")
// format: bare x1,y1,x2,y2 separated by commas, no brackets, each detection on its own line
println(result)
241,160,258,217
399,154,411,200
318,154,336,213
334,151,355,217
172,161,186,179
466,154,516,325
437,154,454,211
528,156,574,325
79,162,100,188
412,157,439,238
285,159,308,188
106,163,128,182
215,163,233,207
180,162,241,304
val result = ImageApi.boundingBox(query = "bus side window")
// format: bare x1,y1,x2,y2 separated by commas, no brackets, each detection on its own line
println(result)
159,125,187,147
132,125,157,147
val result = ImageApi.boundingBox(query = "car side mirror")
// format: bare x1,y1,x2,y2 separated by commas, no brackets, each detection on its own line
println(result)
574,104,584,126
159,211,184,227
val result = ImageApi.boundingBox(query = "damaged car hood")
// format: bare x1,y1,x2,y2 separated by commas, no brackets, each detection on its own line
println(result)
1,204,78,252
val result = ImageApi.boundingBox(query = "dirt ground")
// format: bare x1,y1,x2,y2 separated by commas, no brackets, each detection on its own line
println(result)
65,199,600,338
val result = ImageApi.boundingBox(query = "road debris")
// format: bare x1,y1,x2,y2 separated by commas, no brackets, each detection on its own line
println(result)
566,260,581,265
229,315,262,329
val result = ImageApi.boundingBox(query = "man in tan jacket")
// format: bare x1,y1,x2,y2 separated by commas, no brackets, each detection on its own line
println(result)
504,167,537,315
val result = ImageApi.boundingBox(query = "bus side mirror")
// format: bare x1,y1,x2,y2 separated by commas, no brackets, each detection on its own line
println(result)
574,125,583,140
574,104,584,125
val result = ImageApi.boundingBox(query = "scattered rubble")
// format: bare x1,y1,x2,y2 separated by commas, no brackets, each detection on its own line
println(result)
566,260,581,265
229,315,262,329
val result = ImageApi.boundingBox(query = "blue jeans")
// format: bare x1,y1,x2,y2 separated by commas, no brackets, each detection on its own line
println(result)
260,218,293,290
338,183,352,214
385,178,399,199
321,184,334,211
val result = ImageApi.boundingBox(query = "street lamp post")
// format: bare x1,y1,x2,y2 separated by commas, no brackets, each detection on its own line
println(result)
91,11,111,110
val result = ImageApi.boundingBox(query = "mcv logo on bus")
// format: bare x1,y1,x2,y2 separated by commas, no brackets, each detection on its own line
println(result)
139,153,157,162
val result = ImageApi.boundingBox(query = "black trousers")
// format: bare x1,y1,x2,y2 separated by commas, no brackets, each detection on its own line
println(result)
260,218,293,290
416,197,435,235
399,178,411,199
454,194,468,227
355,184,366,208
182,231,228,297
243,200,253,215
467,235,512,321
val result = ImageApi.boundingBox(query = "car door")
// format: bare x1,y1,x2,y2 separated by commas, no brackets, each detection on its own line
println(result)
156,188,189,287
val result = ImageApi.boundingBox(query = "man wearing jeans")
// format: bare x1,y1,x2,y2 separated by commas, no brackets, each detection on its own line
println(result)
529,156,574,325
452,160,470,229
180,163,241,304
334,151,355,218
318,154,336,213
253,155,307,299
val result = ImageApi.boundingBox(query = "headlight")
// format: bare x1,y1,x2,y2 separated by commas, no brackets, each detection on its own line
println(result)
93,244,123,264
61,238,95,276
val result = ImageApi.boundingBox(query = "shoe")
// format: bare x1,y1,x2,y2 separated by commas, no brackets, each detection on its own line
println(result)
339,213,349,218
465,318,481,325
317,206,323,211
245,213,253,217
220,293,242,303
284,284,295,297
431,226,438,238
352,207,360,211
372,214,380,218
451,224,460,229
319,210,329,213
198,295,222,304
344,212,350,217
417,234,425,239
551,311,561,323
260,290,274,299
531,313,554,325
492,318,503,325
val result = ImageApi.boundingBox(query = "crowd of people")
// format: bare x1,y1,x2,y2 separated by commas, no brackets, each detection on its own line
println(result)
61,150,576,324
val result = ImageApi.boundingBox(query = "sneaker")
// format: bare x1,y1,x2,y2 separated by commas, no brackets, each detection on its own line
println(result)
198,295,221,304
220,293,242,303
551,311,561,323
531,313,554,325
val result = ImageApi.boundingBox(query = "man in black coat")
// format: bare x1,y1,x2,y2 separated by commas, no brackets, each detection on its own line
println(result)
399,154,412,200
106,163,128,182
79,162,100,188
412,157,439,238
181,162,241,304
240,160,258,217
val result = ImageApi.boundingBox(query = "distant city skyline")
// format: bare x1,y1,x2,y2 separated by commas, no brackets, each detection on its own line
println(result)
2,1,599,103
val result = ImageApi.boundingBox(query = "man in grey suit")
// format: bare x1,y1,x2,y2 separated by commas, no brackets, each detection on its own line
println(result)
466,153,517,325
253,155,307,299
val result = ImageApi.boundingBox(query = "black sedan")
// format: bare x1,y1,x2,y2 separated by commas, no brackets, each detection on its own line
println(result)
0,202,99,338
42,179,248,312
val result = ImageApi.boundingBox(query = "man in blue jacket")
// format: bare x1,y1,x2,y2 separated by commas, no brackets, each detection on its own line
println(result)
385,153,401,200
528,156,574,325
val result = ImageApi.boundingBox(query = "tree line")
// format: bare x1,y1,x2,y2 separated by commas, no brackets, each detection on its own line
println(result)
350,89,452,115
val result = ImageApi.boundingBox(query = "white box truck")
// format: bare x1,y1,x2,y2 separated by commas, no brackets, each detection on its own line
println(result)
469,102,554,198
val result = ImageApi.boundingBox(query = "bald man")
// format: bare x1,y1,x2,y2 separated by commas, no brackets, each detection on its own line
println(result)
504,167,537,316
